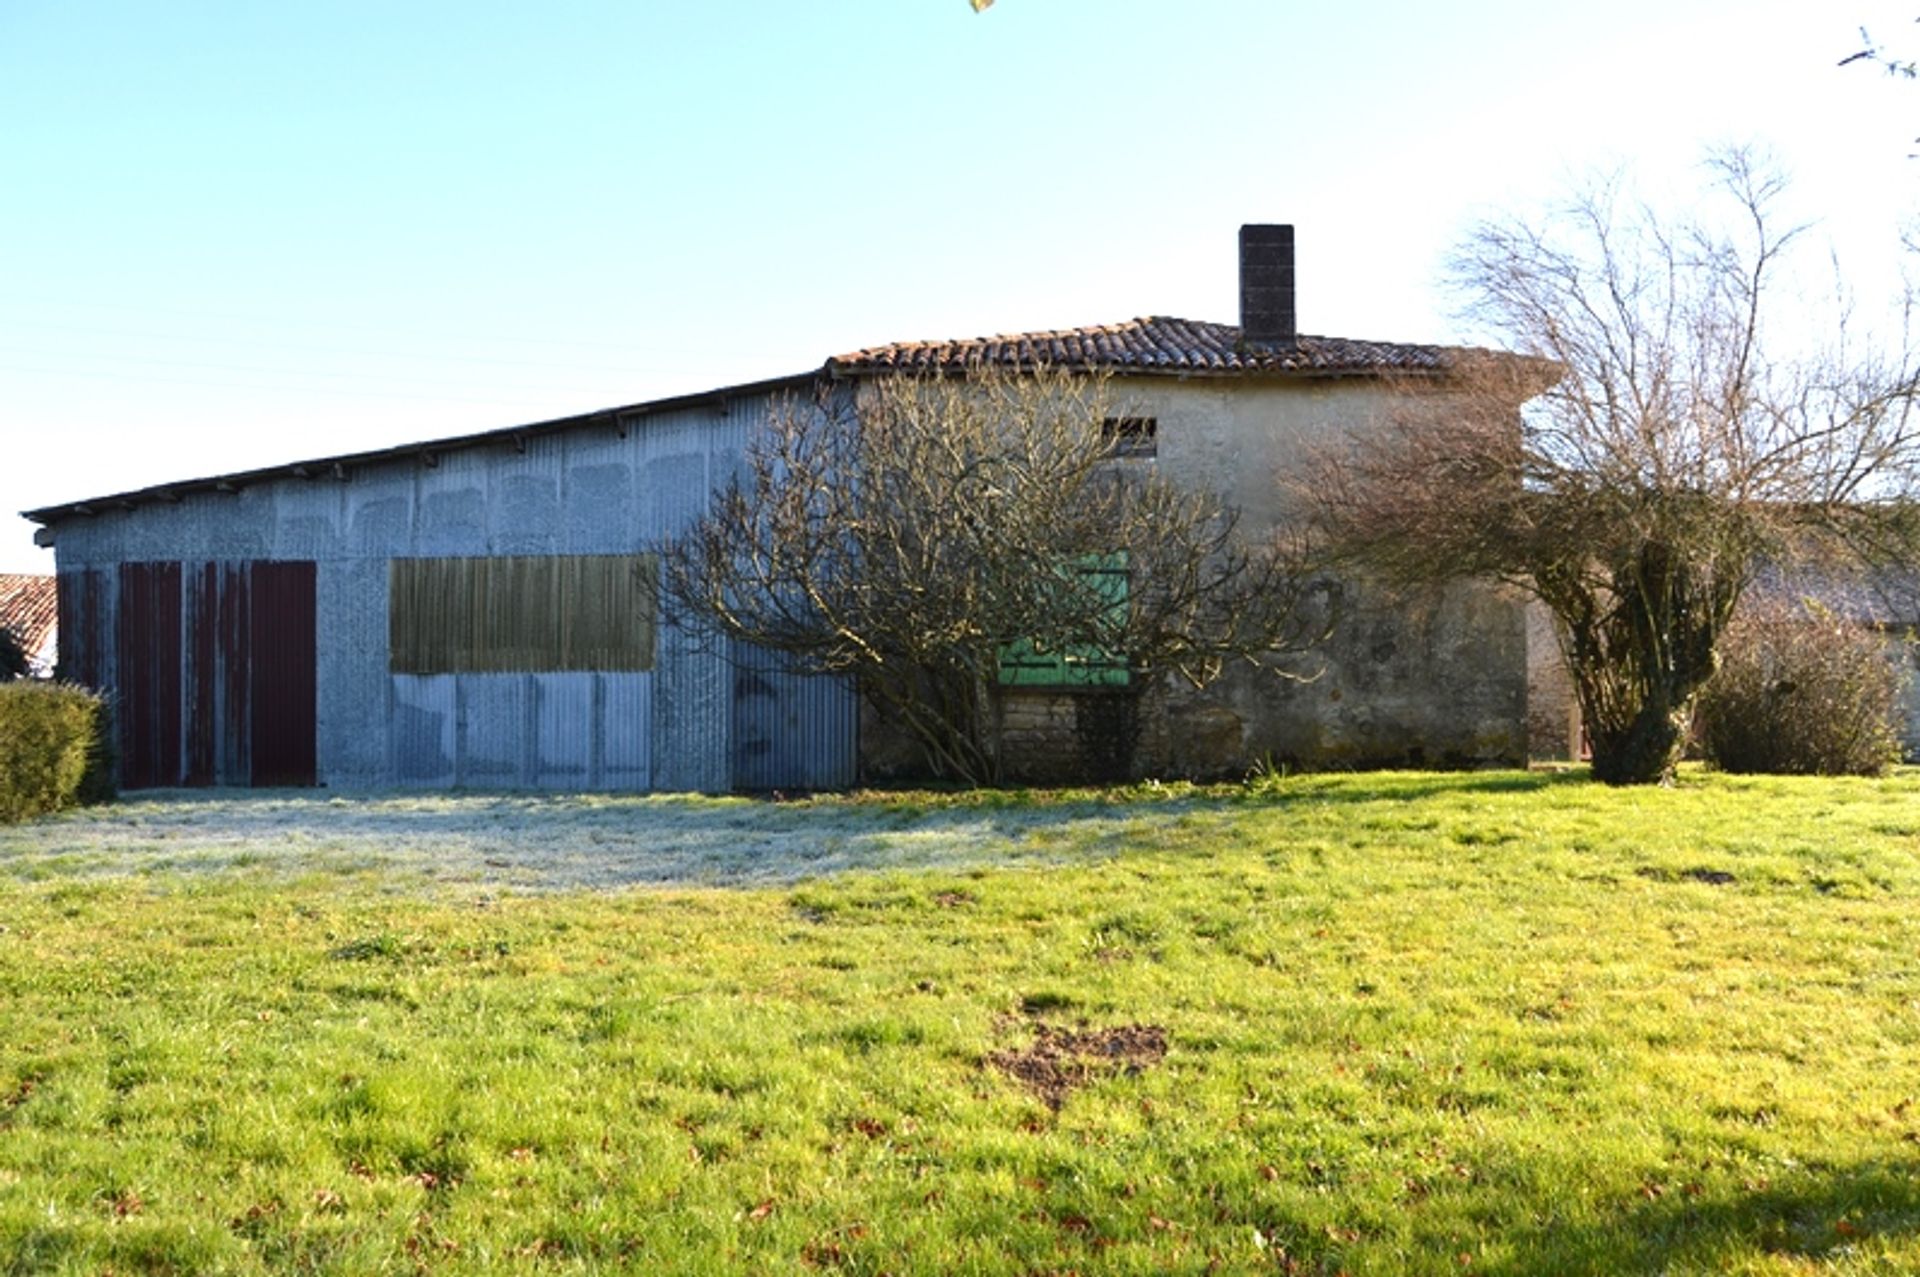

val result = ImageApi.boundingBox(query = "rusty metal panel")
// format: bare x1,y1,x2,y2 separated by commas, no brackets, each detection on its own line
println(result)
248,560,317,787
184,563,217,786
389,555,657,675
730,643,858,791
55,568,107,688
217,562,251,784
116,561,183,789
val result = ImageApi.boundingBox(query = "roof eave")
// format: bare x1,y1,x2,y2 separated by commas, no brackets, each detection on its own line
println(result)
24,368,825,526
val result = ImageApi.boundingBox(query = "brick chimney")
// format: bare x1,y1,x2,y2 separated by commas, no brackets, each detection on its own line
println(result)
1239,223,1296,348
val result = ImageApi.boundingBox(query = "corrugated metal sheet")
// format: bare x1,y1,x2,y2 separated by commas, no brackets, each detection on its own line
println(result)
55,568,106,688
185,562,217,785
643,408,737,793
599,674,651,788
390,671,652,790
88,560,314,790
389,554,656,674
730,643,858,791
250,560,317,786
391,673,457,784
217,562,251,782
532,672,593,787
460,673,524,784
116,561,183,789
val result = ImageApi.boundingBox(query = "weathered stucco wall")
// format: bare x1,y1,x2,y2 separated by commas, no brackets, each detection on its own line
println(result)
1890,634,1920,759
857,373,1529,781
1525,600,1580,761
1105,375,1527,775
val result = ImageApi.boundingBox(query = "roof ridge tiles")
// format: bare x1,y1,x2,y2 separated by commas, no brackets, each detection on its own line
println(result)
826,313,1462,377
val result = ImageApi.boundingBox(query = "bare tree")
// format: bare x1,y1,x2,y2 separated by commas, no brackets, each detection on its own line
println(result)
1841,24,1919,78
1311,149,1920,785
660,367,1331,784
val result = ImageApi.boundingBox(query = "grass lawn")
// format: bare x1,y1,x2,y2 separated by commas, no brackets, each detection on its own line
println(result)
3,769,1920,1274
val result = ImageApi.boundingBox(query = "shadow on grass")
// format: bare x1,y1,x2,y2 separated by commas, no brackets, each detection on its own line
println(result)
1479,1160,1920,1276
1237,766,1594,807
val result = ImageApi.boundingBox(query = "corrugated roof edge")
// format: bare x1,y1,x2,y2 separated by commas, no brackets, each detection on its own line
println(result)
24,369,823,526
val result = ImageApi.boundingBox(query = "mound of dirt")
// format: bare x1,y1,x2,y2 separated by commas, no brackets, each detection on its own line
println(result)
989,1022,1168,1111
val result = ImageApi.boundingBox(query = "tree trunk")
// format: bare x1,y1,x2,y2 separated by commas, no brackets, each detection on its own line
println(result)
1587,701,1690,784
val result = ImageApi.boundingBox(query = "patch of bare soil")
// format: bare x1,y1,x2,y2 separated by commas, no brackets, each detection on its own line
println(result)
1636,865,1737,886
989,1022,1168,1111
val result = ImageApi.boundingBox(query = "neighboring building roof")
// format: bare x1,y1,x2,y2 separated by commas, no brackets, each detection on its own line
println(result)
830,315,1461,376
0,574,57,670
23,316,1472,528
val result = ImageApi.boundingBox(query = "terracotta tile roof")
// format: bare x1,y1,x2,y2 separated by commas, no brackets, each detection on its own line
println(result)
0,574,56,667
829,315,1463,377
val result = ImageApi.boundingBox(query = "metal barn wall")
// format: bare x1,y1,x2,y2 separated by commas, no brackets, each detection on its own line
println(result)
731,642,859,791
48,390,859,792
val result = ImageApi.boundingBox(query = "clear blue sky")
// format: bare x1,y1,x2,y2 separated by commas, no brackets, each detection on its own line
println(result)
5,0,1918,571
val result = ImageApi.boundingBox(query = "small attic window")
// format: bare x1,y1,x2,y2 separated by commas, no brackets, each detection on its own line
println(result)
1101,416,1157,459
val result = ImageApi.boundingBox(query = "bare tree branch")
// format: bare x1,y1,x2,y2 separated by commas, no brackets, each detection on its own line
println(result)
659,366,1332,784
1306,148,1920,784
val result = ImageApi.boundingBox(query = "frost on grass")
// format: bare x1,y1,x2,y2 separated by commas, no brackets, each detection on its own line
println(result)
0,790,1180,890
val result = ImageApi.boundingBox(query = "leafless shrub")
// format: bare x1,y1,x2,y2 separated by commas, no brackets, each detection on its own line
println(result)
659,366,1332,784
1696,600,1906,776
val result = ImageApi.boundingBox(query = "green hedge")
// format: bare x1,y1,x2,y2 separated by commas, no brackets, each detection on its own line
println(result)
0,682,115,823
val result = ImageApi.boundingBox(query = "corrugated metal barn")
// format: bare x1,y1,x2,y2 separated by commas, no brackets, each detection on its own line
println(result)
34,374,860,792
